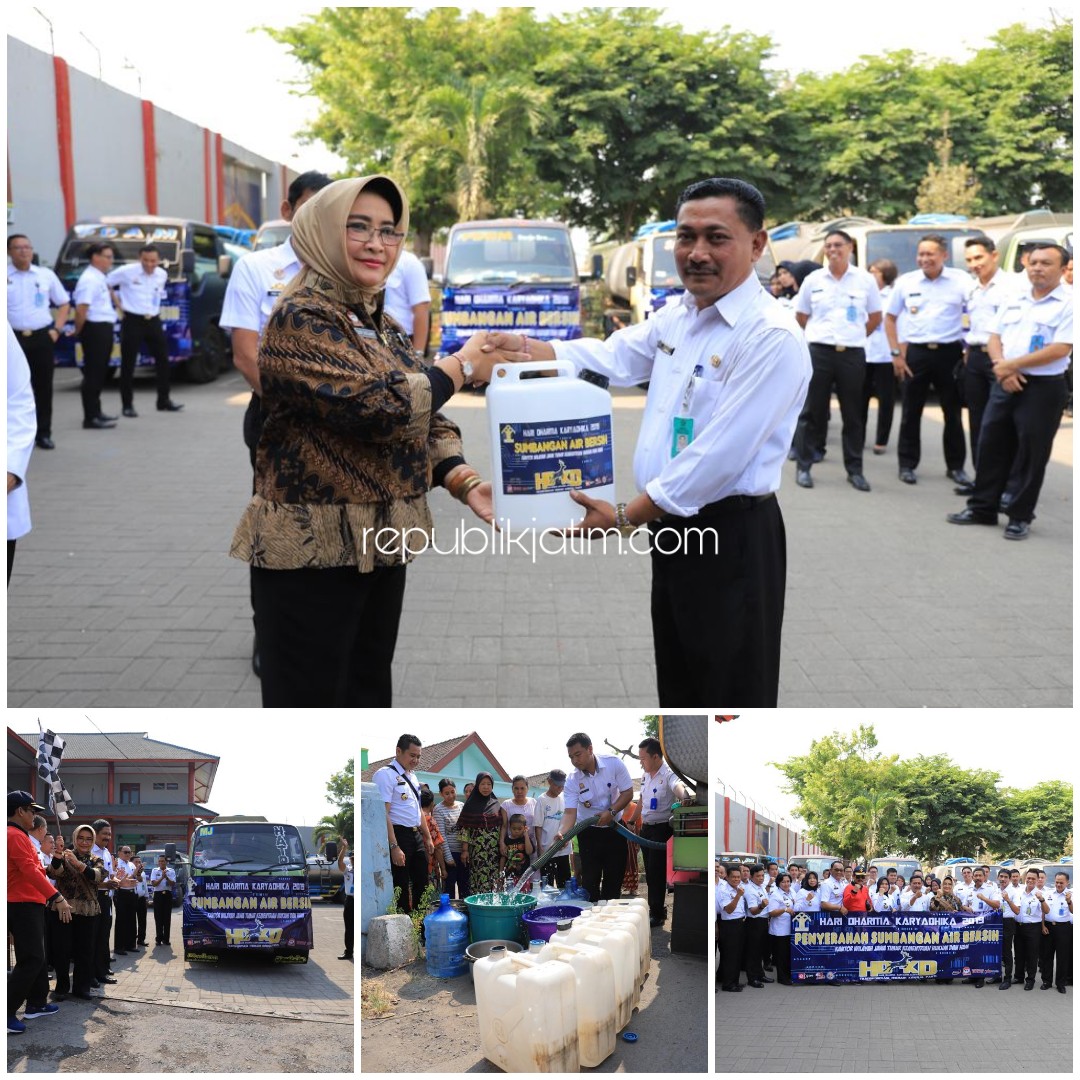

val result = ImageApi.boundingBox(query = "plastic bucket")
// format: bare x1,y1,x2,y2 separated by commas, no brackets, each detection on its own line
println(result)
522,905,588,944
464,892,538,944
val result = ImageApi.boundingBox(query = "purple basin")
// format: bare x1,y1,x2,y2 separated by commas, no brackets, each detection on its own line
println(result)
521,905,584,943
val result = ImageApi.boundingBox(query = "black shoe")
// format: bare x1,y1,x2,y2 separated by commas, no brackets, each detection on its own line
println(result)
99,977,117,985
70,991,98,1001
796,468,813,489
122,406,138,418
947,508,998,526
157,400,184,412
114,950,128,955
35,436,55,450
1041,983,1052,990
812,448,825,463
999,978,1011,989
720,985,743,992
98,413,118,423
747,981,765,988
847,473,871,492
1024,980,1035,990
973,978,984,988
83,417,116,430
946,468,973,490
1058,986,1066,994
1003,519,1030,541
872,445,887,455
337,953,353,961
762,975,775,983
898,467,917,484
50,992,67,1002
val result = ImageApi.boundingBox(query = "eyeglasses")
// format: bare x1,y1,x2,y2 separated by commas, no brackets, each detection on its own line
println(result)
346,223,405,246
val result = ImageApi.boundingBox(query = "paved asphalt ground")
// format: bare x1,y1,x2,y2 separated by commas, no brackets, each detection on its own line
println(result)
7,902,353,1072
715,978,1073,1072
7,366,1072,707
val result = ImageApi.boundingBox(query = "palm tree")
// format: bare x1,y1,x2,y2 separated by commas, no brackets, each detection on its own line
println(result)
839,789,905,866
313,808,352,852
394,74,547,220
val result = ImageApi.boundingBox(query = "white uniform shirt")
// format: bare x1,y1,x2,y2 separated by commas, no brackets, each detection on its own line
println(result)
871,892,894,913
564,753,633,824
382,250,430,335
795,264,882,347
373,762,423,827
999,883,1020,919
743,880,770,919
969,881,1001,915
768,889,796,935
640,761,682,824
1044,887,1072,923
500,797,537,832
92,844,114,897
133,868,149,899
953,881,975,908
1015,886,1046,924
534,792,564,851
865,285,893,363
114,857,136,891
553,271,811,517
220,238,302,334
150,866,176,893
73,265,117,323
818,874,846,909
965,269,1014,346
343,855,354,897
992,282,1073,377
107,262,168,316
7,264,69,331
7,327,36,541
794,887,821,912
716,878,747,920
901,889,932,912
886,266,969,343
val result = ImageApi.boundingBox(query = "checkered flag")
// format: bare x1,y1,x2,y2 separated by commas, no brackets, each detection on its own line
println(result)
37,725,76,821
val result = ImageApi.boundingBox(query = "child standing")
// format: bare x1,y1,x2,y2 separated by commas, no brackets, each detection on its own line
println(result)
499,814,534,885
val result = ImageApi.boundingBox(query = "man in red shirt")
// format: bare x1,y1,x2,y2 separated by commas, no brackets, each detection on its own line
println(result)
8,791,73,1034
842,869,871,914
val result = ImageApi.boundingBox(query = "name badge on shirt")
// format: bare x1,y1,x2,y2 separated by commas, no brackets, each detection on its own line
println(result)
671,416,694,457
657,341,674,355
1029,334,1045,352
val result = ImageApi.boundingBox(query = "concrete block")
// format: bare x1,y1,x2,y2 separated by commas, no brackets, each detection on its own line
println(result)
365,914,417,970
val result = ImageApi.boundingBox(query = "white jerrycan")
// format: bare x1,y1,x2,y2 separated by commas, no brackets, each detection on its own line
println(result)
486,360,615,533
557,918,637,1031
473,947,579,1072
589,898,651,982
536,939,617,1067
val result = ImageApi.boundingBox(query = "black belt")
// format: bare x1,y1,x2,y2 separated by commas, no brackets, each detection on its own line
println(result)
811,343,864,353
392,823,422,835
967,343,989,353
15,327,51,337
125,313,161,321
909,341,961,350
699,492,774,514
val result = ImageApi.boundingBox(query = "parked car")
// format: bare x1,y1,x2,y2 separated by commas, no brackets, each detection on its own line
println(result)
135,848,190,903
253,219,292,250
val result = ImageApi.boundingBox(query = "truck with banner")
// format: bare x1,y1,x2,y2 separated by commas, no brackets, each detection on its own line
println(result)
790,910,1002,983
436,219,591,357
183,819,314,964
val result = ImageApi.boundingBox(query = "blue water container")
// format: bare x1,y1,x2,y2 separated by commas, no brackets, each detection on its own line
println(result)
424,894,469,978
559,876,591,902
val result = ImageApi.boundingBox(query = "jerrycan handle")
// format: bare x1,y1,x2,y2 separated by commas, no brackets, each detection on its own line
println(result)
491,359,576,383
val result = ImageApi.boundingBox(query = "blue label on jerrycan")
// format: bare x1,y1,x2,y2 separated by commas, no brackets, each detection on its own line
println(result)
498,415,615,495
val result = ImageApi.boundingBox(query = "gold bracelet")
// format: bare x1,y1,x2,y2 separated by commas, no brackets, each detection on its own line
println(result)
445,467,478,500
456,475,484,503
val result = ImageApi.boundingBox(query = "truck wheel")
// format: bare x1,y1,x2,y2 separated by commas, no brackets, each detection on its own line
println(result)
184,325,226,383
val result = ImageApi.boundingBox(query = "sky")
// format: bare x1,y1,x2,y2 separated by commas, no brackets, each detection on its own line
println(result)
714,712,1076,830
360,710,693,784
6,2,1061,181
14,711,351,827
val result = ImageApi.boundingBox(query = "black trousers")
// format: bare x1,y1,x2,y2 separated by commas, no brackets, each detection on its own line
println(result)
966,376,1067,524
52,912,97,995
153,890,173,943
897,341,966,472
544,854,571,889
7,539,15,585
79,321,115,422
718,917,745,988
640,821,673,919
391,824,429,914
1040,921,1071,988
1014,922,1042,984
772,932,791,984
862,363,897,448
94,894,113,978
16,328,56,439
119,315,171,406
962,346,996,467
135,895,148,945
1001,918,1015,980
650,494,785,707
7,902,49,1012
113,890,137,950
744,917,767,983
794,344,866,474
252,564,407,708
343,894,354,957
577,826,628,901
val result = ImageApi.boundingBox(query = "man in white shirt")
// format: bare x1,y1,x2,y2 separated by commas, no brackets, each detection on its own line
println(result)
717,862,747,992
107,243,182,416
964,867,1001,987
1014,869,1049,990
7,234,69,449
819,860,847,914
91,819,119,983
743,863,772,987
885,233,972,488
997,868,1020,989
533,770,569,887
112,845,138,954
948,243,1073,540
150,855,177,946
131,856,150,948
73,243,121,430
900,873,932,912
1040,873,1072,993
636,737,687,927
954,866,976,909
483,177,811,707
337,838,354,961
382,248,431,353
792,229,882,492
7,328,36,584
556,732,634,901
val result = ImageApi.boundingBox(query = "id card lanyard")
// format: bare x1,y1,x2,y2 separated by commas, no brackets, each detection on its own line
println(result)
671,364,703,457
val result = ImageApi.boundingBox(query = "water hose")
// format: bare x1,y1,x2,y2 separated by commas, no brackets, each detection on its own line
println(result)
615,821,669,849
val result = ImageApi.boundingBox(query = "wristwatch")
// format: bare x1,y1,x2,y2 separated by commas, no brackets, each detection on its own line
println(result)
614,502,636,538
889,348,901,357
455,354,474,384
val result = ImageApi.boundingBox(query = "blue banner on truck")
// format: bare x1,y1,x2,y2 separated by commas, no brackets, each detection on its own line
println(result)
790,910,1002,983
184,876,313,954
498,414,614,495
439,285,583,355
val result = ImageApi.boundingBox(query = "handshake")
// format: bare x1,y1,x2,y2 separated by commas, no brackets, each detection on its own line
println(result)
447,331,547,387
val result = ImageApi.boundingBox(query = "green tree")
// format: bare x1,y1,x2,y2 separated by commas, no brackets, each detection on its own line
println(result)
642,716,659,739
314,759,354,848
998,780,1073,859
837,783,905,866
915,127,982,215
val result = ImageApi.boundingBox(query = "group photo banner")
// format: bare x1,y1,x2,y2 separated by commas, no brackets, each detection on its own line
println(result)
790,910,1003,983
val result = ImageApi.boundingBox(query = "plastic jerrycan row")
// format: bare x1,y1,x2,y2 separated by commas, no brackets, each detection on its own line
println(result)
549,918,637,1031
579,898,650,983
535,940,617,1067
474,948,580,1073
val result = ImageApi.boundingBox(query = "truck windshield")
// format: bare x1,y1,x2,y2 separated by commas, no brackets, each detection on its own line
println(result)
191,823,306,873
650,235,680,287
446,227,577,286
865,229,979,273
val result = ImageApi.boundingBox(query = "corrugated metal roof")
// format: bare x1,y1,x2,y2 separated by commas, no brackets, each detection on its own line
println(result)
361,735,471,781
16,732,218,761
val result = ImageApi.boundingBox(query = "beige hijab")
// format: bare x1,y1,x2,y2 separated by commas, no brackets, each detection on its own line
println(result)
279,175,410,314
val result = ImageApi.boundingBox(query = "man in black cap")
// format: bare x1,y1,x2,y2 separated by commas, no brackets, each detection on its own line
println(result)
7,791,72,1034
534,769,570,887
